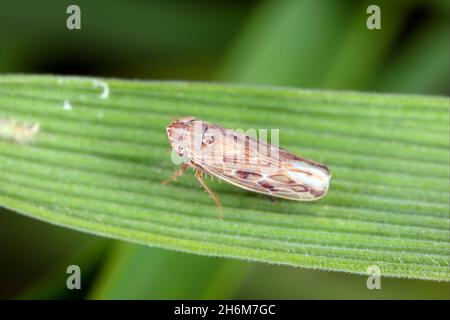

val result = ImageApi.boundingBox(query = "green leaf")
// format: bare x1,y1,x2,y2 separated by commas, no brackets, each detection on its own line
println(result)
0,75,448,281
88,243,248,299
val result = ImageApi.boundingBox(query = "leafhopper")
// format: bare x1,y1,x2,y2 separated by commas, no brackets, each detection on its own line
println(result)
163,116,331,219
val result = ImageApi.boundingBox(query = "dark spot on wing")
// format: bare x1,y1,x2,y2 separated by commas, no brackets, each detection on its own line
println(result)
310,188,325,197
236,170,261,180
258,181,275,190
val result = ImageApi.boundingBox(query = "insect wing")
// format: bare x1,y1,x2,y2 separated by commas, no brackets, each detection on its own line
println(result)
197,130,331,201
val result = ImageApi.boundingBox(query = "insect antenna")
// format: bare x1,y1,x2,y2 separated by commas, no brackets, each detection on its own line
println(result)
158,147,172,167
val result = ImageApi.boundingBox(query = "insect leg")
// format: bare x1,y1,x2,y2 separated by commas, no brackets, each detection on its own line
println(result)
161,163,188,185
195,170,223,220
267,195,277,204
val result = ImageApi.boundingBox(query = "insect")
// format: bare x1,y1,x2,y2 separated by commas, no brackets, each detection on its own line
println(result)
0,118,40,144
163,116,331,219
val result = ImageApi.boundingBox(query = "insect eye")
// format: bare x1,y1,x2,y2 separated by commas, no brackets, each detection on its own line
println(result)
178,146,185,154
203,133,215,145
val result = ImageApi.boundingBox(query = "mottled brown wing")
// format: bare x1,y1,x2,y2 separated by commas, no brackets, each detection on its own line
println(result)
196,129,331,201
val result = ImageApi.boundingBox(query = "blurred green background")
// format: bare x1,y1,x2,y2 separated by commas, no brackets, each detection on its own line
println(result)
0,0,449,299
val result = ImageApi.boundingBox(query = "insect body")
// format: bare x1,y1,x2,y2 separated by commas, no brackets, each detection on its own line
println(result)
163,116,331,219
